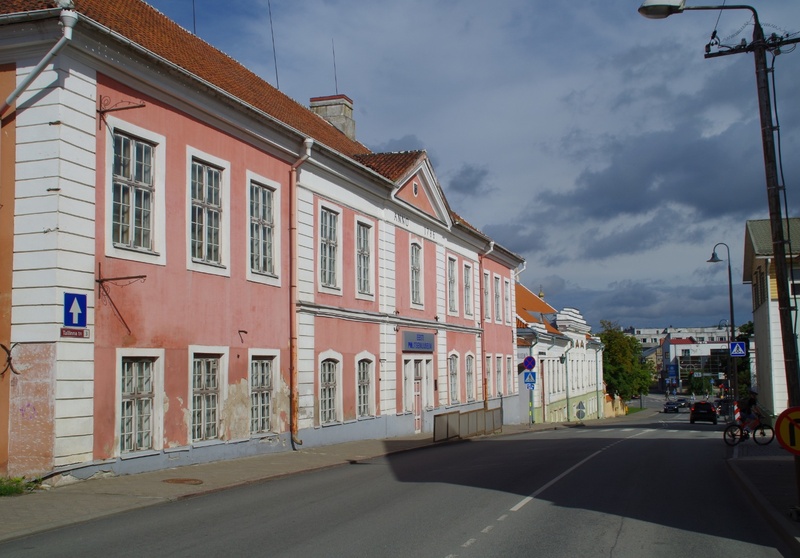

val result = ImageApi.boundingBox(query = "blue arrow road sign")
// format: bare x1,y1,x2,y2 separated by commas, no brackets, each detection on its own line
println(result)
730,341,746,357
64,292,87,327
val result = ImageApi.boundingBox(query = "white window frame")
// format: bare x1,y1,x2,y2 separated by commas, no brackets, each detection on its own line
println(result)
188,346,229,444
485,355,492,397
466,354,475,401
249,348,280,435
355,351,376,418
448,352,459,405
410,240,424,308
496,355,503,395
504,278,511,324
115,348,165,457
483,271,491,321
355,217,375,300
447,256,458,315
463,263,473,317
186,147,230,276
507,356,514,394
105,118,166,266
319,350,343,424
318,202,343,294
494,275,502,323
246,171,281,287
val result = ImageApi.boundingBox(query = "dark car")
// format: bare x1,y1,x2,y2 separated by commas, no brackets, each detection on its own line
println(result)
690,401,718,424
676,397,690,408
663,401,680,413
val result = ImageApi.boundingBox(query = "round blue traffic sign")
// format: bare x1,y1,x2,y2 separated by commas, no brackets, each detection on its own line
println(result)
523,356,536,370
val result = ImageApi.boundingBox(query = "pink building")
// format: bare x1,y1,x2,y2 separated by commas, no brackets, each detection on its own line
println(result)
0,0,523,479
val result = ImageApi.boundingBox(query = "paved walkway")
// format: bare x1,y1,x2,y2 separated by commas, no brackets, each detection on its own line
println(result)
1,411,799,553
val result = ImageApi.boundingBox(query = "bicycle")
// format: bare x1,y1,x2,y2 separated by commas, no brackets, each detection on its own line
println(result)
723,412,774,446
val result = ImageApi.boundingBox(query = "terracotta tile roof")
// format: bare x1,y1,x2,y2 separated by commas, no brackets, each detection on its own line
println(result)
515,282,557,316
670,338,697,345
353,151,425,182
1,0,372,159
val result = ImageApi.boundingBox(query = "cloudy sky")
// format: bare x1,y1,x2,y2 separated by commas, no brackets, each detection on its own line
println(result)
145,0,800,332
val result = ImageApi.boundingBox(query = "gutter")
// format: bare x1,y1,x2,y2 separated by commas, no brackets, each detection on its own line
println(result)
0,9,78,117
288,138,314,449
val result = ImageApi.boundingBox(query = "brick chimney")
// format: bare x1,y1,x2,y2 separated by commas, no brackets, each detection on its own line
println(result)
310,94,355,141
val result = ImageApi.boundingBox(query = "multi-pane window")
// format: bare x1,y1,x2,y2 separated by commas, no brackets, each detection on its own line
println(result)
320,359,337,423
507,356,513,394
120,357,154,452
464,265,472,316
494,276,502,321
411,243,422,305
357,223,371,294
485,356,492,396
192,356,219,441
496,356,503,395
466,355,474,401
112,133,154,251
320,208,338,287
250,182,274,275
250,357,273,434
448,257,457,313
483,272,490,319
449,355,459,404
191,160,222,264
504,279,511,323
357,359,371,417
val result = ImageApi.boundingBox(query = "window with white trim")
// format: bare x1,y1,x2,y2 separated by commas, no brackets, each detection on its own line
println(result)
485,355,492,397
496,355,503,395
357,222,371,295
249,181,275,275
494,276,502,322
320,359,338,424
466,355,475,401
448,354,459,404
484,272,491,320
357,359,372,418
113,133,154,252
448,257,457,313
192,355,220,441
507,356,513,394
320,208,339,288
464,264,472,316
120,357,155,452
504,279,511,323
250,357,273,434
411,242,422,305
191,160,222,264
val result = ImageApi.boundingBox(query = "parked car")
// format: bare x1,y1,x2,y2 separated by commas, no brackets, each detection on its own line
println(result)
676,397,690,408
663,401,680,413
690,401,718,424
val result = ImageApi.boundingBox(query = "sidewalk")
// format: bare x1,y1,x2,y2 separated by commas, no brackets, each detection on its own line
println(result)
1,412,799,553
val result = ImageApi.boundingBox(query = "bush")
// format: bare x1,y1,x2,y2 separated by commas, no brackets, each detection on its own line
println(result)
0,476,38,496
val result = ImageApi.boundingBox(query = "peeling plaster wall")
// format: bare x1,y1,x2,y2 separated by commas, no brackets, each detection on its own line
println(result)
222,379,250,440
8,343,56,477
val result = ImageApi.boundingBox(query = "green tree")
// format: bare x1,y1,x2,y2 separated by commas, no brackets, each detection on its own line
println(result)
599,320,651,400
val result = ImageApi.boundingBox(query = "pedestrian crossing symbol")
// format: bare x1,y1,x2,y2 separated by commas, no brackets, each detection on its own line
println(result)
524,372,536,384
730,342,746,357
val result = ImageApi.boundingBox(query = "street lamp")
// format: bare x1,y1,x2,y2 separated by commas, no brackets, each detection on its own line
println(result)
640,0,800,509
638,0,799,405
708,242,738,402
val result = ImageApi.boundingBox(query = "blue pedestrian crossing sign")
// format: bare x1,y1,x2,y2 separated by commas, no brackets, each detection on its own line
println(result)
523,371,536,384
730,342,746,357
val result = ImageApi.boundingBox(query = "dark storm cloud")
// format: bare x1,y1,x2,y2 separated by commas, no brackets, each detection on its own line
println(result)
446,164,491,196
370,134,427,153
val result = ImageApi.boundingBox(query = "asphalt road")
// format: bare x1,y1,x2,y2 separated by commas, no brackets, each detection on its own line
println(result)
1,405,795,557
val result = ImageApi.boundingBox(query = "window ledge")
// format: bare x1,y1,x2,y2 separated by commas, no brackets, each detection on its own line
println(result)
119,449,160,460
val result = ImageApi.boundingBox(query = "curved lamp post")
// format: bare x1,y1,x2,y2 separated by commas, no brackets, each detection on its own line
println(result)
708,243,738,401
640,0,800,510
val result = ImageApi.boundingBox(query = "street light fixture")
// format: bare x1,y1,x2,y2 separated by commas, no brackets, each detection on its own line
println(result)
639,0,800,509
708,242,738,402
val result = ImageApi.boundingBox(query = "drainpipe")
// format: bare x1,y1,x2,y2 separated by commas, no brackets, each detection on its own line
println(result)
288,138,313,449
479,241,494,409
0,9,78,117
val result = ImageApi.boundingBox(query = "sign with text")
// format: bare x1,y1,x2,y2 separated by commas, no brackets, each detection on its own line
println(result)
403,331,435,352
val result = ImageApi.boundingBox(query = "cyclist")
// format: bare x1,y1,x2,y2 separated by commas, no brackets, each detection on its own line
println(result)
741,389,763,433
